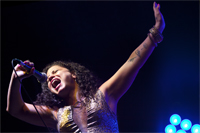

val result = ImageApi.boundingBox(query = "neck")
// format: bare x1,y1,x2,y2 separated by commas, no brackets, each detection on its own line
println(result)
64,81,81,106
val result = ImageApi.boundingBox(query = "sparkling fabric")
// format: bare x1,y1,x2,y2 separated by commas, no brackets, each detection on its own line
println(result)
57,89,119,133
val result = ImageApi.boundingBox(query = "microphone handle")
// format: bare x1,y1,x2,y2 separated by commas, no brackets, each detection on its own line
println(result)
14,58,47,83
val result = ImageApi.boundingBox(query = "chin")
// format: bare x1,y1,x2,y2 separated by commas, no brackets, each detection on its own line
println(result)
57,88,69,98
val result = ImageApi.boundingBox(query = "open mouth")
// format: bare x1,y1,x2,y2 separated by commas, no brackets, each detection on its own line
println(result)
51,78,61,90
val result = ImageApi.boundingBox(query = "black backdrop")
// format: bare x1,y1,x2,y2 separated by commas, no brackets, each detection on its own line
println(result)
1,1,199,132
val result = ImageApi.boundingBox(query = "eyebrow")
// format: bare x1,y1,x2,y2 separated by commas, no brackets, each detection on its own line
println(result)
47,69,57,77
47,68,63,76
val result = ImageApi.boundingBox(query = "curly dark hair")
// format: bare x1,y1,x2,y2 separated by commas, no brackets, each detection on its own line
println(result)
34,61,102,108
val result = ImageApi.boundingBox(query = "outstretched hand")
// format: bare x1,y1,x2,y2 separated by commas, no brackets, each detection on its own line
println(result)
153,2,165,33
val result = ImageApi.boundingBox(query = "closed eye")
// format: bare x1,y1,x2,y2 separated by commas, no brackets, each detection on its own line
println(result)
52,70,58,74
47,69,59,82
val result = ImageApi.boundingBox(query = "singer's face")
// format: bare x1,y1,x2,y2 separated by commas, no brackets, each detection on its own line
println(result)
46,65,76,98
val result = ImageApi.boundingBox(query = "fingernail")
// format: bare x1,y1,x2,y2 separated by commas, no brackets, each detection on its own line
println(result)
158,4,160,7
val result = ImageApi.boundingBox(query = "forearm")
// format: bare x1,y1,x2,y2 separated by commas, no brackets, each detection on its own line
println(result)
127,33,157,69
6,72,25,116
127,1,165,69
102,2,165,104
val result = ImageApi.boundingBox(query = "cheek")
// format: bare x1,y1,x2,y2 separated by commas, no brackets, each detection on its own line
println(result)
47,82,54,92
62,74,74,83
47,82,51,88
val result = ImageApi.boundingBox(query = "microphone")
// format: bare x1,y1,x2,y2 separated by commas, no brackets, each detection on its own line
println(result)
14,58,47,83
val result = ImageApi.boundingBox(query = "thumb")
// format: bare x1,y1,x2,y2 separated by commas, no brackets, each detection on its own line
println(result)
30,67,35,75
157,4,160,10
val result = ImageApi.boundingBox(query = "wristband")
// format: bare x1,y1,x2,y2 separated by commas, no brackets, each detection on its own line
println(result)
149,26,163,43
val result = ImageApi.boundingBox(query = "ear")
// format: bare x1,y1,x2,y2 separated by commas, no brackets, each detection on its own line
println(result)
72,74,76,79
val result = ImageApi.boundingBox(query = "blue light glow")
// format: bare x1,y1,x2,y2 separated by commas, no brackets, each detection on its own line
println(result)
180,119,192,130
176,129,186,133
170,114,181,125
191,124,200,133
165,124,176,133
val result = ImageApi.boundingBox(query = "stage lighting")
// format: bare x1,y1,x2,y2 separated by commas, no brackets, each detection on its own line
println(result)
176,129,186,133
191,124,200,133
180,119,192,130
165,124,176,133
170,114,181,125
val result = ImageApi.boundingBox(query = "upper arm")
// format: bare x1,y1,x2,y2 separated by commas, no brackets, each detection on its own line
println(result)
99,39,155,113
14,103,57,129
99,59,140,103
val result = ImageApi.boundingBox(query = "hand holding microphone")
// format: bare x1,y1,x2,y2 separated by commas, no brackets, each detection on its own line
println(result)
12,59,47,83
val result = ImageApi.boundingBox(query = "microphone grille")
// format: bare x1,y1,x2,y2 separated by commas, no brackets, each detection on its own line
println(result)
38,72,47,83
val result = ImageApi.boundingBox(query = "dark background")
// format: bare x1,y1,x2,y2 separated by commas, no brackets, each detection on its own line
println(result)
1,1,199,132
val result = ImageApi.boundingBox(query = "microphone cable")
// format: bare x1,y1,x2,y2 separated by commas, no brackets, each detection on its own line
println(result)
11,59,55,133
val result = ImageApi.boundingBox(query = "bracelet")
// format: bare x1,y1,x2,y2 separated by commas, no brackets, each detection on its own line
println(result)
147,33,158,47
149,26,163,43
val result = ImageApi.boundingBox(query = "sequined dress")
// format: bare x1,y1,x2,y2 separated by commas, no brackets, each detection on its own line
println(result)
57,89,119,133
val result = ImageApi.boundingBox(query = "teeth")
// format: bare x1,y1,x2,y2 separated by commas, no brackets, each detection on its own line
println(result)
51,79,60,88
52,80,57,84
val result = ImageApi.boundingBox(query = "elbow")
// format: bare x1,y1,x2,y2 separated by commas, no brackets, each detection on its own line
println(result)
6,106,11,114
6,107,15,116
6,106,22,117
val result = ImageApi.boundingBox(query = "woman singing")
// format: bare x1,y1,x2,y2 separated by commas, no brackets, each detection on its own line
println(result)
6,2,165,132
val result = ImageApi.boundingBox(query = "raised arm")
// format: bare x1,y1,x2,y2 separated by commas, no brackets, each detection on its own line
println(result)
6,61,57,129
99,2,165,114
